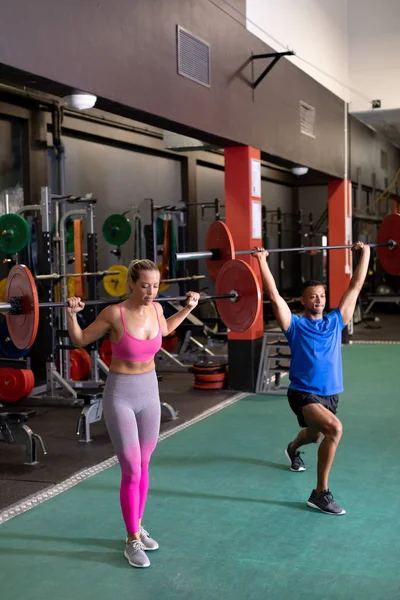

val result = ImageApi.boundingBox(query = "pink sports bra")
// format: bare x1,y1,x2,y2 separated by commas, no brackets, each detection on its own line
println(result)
111,303,162,363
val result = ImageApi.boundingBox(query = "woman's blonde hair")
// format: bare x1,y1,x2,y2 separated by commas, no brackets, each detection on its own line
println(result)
126,259,159,293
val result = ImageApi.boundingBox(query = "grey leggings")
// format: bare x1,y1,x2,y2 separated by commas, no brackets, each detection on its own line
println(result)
103,370,161,534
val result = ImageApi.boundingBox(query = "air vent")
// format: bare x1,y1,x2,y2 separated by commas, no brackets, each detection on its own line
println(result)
381,149,388,171
300,101,316,138
177,26,210,88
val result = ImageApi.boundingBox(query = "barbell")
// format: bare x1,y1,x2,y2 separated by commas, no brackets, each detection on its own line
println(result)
176,214,400,280
1,260,261,349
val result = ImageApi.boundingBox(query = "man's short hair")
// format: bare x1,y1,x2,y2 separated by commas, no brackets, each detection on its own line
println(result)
300,280,325,296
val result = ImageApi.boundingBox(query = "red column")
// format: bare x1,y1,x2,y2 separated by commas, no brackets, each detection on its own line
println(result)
328,179,352,308
224,146,264,391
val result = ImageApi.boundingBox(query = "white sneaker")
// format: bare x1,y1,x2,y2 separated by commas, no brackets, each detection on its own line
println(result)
124,539,150,568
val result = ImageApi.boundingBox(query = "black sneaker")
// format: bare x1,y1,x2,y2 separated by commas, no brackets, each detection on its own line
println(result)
307,489,346,515
285,443,306,472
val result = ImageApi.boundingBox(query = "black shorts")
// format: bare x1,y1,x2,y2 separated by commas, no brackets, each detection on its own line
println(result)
287,388,339,428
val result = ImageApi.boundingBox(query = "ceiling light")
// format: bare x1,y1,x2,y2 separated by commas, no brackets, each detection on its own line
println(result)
63,93,97,110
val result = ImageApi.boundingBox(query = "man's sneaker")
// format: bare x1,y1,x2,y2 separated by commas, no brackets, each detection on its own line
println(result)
139,526,159,551
307,489,346,515
285,443,306,472
124,539,151,568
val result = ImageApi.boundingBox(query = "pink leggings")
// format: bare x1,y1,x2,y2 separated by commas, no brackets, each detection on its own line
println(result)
103,370,161,534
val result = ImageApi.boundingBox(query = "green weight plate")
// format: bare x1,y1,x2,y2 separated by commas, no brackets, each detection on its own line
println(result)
102,214,131,246
0,213,30,254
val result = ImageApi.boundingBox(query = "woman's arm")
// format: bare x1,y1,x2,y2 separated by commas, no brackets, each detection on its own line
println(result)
66,297,114,347
155,292,200,336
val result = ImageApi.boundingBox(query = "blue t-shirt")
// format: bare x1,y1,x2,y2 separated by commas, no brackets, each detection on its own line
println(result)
284,308,346,396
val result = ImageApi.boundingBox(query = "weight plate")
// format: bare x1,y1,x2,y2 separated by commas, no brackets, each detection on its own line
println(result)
103,264,128,297
377,213,400,275
0,213,30,254
0,317,31,358
76,348,92,379
102,214,132,246
215,259,261,333
206,221,235,283
100,339,112,367
0,368,32,402
5,264,39,349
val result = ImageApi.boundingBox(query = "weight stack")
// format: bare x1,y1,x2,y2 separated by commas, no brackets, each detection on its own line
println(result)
191,361,228,390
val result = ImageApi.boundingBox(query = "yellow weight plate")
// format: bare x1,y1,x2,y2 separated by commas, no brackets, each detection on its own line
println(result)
103,265,128,297
67,276,76,298
54,282,61,302
158,264,170,293
0,278,7,302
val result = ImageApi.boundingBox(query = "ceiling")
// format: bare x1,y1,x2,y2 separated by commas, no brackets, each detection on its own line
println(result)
351,108,400,149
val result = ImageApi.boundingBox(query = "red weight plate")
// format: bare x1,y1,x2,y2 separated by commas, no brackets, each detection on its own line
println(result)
161,331,179,353
76,348,92,378
5,265,39,349
206,221,235,283
69,350,82,381
194,373,226,383
215,259,262,333
194,381,225,390
0,367,28,402
100,339,112,367
25,369,35,396
377,213,400,275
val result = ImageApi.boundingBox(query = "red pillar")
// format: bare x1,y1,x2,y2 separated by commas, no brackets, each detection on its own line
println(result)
328,179,352,308
224,146,264,392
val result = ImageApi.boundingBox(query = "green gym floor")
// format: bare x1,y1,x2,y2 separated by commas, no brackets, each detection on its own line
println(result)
1,343,399,600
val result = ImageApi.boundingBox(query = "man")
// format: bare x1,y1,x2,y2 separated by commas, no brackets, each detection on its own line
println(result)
254,242,370,515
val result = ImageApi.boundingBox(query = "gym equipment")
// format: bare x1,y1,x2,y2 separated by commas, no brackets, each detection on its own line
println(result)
176,213,400,276
1,261,262,349
161,330,179,353
0,318,31,359
0,368,35,402
103,268,206,298
56,348,92,381
0,410,47,465
160,275,205,284
76,393,103,443
5,265,39,350
102,213,132,246
73,219,85,298
0,278,7,302
215,260,262,333
99,339,112,367
0,213,30,253
256,332,291,395
376,213,400,275
103,265,129,297
191,361,227,390
206,221,235,283
35,270,121,280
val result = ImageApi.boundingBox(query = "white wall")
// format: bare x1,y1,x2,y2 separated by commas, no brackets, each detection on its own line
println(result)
246,0,400,112
246,0,349,100
348,0,400,112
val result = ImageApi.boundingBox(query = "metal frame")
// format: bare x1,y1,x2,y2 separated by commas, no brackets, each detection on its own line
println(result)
251,51,295,90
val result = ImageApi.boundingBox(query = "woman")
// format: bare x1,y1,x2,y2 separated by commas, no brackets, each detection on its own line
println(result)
66,259,199,568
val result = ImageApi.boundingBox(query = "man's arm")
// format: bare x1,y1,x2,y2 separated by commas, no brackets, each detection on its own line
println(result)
339,242,371,325
253,248,292,331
